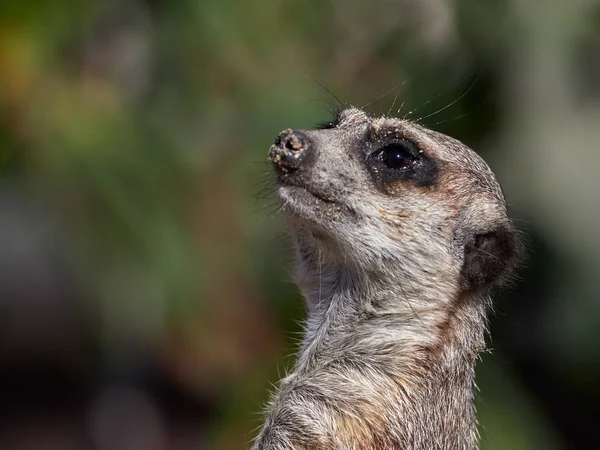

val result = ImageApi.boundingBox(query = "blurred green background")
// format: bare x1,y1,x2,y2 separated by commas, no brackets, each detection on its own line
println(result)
0,0,599,449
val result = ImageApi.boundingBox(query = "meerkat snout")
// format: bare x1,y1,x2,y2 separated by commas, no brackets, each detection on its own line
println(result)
269,129,312,171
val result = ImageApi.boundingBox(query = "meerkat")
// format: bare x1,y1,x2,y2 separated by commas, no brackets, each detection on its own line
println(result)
253,107,521,450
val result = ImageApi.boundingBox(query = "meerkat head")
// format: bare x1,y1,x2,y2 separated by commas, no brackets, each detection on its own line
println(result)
269,107,519,310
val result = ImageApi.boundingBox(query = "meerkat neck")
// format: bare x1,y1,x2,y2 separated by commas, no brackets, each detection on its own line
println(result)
254,277,488,450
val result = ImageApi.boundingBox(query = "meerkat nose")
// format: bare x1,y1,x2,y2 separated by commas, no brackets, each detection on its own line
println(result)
269,129,310,170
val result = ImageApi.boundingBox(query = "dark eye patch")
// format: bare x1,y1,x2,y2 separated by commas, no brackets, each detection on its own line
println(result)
366,138,438,191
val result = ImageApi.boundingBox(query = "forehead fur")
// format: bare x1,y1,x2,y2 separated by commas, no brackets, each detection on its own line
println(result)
336,107,369,129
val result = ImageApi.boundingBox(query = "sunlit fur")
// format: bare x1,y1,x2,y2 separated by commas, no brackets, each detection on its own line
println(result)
252,108,520,450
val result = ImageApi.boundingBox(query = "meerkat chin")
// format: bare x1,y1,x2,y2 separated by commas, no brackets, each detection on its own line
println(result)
253,107,521,450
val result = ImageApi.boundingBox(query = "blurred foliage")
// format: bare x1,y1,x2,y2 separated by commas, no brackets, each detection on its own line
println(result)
0,0,599,449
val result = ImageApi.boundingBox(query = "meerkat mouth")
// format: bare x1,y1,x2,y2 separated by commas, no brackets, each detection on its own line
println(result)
276,182,358,225
277,183,336,207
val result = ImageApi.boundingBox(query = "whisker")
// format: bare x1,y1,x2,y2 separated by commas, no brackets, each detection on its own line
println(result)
415,70,482,123
403,70,475,120
361,76,414,110
250,185,277,202
303,98,341,115
425,90,492,128
396,99,407,117
427,111,473,126
301,65,346,111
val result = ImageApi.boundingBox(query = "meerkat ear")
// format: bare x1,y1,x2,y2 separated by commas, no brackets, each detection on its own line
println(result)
460,225,520,292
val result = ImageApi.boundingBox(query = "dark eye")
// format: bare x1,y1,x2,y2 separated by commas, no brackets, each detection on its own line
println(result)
366,138,436,190
380,143,416,169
